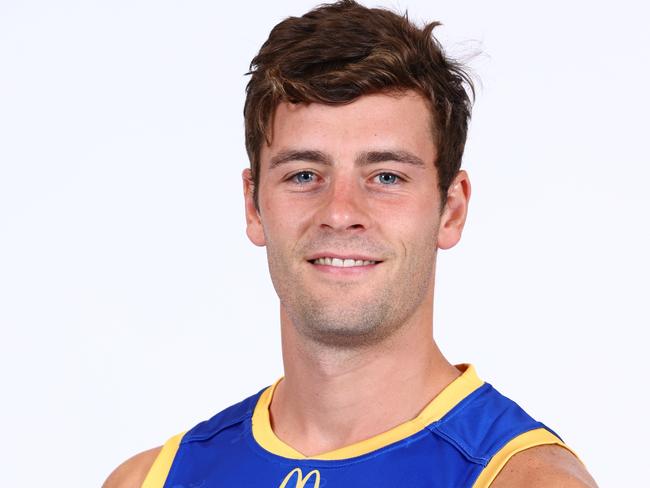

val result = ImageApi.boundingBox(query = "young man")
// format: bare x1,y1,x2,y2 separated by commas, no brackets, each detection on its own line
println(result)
105,1,597,486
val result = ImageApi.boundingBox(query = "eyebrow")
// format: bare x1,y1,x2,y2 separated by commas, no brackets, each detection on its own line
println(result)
269,150,331,169
268,149,425,169
356,150,425,167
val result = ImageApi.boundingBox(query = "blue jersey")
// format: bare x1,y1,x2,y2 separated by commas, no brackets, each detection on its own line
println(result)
142,365,575,487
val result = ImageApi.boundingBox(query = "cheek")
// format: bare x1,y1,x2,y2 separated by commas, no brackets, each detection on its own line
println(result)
260,197,312,251
380,197,439,242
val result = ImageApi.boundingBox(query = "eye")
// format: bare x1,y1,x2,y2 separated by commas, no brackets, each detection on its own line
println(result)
375,172,401,185
290,170,316,185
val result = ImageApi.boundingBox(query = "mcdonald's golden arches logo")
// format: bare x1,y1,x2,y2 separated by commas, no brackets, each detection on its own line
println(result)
278,467,321,488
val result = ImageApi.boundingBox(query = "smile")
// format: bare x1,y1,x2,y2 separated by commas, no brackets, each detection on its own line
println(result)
309,257,380,267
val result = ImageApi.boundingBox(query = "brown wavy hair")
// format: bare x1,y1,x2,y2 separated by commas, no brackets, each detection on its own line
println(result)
244,0,474,207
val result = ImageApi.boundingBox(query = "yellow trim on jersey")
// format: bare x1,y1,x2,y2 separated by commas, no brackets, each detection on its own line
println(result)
141,431,185,488
471,427,580,488
251,364,484,460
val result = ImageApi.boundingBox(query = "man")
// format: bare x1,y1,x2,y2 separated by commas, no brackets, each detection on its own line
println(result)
104,1,597,486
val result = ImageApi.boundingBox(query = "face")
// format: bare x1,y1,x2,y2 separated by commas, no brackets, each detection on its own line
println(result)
244,90,470,348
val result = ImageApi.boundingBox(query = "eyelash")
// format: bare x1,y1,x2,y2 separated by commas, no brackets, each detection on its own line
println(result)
287,171,404,186
374,173,402,185
290,171,317,185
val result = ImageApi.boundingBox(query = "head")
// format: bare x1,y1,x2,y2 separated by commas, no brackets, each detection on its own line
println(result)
242,1,474,348
244,0,474,210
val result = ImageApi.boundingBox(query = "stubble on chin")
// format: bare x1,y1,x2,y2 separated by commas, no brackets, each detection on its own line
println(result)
287,287,397,348
279,260,434,350
267,233,436,350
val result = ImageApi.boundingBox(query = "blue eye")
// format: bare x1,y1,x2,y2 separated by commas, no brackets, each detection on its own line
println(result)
291,171,315,184
376,173,400,185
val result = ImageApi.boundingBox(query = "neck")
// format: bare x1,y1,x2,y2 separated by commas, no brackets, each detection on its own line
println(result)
269,304,459,457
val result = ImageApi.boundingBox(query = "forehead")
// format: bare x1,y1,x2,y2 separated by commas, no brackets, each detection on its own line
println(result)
261,90,436,164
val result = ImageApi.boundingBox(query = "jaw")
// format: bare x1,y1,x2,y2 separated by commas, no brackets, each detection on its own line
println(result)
277,260,406,348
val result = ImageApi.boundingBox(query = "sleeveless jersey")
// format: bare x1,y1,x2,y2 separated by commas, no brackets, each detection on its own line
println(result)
142,365,576,488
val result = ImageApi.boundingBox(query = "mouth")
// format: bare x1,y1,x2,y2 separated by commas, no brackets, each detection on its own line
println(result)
307,256,382,268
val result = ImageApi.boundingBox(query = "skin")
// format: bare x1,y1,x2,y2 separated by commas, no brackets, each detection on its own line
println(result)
103,447,160,487
245,91,464,453
103,91,597,487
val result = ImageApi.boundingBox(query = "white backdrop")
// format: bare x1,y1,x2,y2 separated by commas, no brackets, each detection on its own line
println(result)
1,1,648,486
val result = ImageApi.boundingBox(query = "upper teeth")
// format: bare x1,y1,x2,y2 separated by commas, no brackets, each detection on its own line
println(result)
313,257,377,267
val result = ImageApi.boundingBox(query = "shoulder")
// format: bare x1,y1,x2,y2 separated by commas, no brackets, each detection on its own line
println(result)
102,446,162,488
490,444,598,488
100,390,263,488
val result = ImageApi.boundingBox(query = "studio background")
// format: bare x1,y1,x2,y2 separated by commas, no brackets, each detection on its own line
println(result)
1,1,647,486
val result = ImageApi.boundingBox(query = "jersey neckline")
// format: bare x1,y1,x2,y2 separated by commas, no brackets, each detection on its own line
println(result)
251,363,484,461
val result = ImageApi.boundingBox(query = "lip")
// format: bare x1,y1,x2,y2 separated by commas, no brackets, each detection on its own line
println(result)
309,260,381,275
305,252,383,262
305,253,383,278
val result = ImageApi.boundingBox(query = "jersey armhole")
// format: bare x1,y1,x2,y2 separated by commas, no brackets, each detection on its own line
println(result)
471,427,581,488
141,432,185,488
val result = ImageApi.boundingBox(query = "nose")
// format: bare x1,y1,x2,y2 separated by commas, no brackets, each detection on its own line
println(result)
315,174,370,232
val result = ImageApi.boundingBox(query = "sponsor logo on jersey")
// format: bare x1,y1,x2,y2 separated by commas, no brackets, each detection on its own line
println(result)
279,467,321,488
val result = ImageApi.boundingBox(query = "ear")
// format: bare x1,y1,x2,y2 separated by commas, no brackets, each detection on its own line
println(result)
437,170,471,250
242,168,266,247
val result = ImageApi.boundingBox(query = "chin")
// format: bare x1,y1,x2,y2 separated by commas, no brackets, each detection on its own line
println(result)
291,302,400,349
